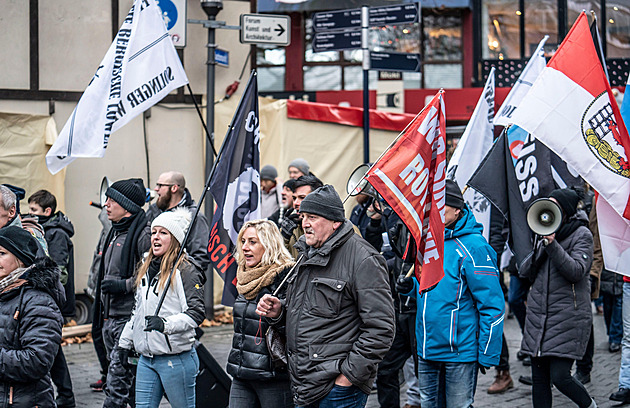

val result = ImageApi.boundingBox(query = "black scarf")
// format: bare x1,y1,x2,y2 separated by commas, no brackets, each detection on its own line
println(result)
38,213,53,226
148,256,162,283
555,217,587,242
114,211,147,279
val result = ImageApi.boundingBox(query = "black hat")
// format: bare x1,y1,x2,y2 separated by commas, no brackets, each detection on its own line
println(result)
445,179,465,210
105,178,146,214
0,226,38,267
299,185,345,222
283,178,296,191
550,188,580,219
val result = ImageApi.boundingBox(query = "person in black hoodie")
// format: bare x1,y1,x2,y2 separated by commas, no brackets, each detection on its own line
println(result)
0,226,65,408
28,189,76,408
227,219,295,408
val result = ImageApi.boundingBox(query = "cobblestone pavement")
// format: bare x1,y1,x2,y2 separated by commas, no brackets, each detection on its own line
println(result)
65,310,625,407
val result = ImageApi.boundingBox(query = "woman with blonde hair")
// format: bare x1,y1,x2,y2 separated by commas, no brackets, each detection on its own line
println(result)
116,208,205,408
227,219,295,408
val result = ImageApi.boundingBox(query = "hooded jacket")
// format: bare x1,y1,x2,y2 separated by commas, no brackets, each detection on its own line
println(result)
42,212,76,316
118,259,205,356
519,212,593,360
282,220,395,406
404,206,505,367
0,257,65,408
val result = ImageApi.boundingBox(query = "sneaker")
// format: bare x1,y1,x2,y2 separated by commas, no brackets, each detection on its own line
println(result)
574,371,591,384
518,375,533,386
89,379,105,392
610,387,630,403
487,370,514,394
609,343,621,353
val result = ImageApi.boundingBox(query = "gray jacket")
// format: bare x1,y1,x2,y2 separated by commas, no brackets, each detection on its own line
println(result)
520,224,594,360
281,220,395,406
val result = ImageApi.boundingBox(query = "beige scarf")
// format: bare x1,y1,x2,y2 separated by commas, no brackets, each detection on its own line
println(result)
236,262,294,300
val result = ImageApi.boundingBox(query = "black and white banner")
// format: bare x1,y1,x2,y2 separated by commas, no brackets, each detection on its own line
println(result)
207,72,261,306
46,0,188,174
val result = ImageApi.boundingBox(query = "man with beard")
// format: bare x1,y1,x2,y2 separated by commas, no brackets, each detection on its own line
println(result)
146,171,209,272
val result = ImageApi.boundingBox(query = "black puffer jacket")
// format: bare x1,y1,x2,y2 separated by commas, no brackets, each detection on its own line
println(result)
0,258,64,408
227,265,291,381
283,221,395,406
520,224,593,360
43,211,76,317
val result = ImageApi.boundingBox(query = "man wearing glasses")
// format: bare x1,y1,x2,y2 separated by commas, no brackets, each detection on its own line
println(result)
146,171,210,272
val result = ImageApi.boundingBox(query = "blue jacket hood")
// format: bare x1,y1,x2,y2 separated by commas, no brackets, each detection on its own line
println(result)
445,205,483,240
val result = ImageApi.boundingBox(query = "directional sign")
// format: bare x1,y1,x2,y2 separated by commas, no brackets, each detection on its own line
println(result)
313,3,420,32
240,14,291,46
370,52,421,72
313,30,362,52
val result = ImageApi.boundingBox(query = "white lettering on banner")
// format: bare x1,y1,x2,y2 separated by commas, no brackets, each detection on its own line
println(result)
399,154,429,203
515,133,539,202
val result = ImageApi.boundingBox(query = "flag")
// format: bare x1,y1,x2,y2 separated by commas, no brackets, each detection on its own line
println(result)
590,15,609,82
494,35,548,127
46,0,188,174
510,12,630,222
447,68,495,240
207,72,261,306
365,91,447,294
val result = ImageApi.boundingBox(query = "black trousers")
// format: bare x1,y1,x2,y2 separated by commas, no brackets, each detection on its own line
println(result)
92,301,109,379
575,325,594,375
51,346,75,407
376,312,416,408
496,334,510,371
531,356,592,408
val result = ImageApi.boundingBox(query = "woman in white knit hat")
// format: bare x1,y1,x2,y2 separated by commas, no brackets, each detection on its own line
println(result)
116,208,205,408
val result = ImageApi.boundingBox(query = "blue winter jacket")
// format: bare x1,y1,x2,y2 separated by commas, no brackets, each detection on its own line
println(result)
404,206,504,367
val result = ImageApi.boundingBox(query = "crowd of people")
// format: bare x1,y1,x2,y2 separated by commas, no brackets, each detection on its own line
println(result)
0,156,628,408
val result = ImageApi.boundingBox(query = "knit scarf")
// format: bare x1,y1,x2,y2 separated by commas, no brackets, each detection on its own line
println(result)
0,267,28,293
236,263,287,300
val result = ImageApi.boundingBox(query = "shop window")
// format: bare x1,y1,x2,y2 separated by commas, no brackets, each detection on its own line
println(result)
524,0,558,56
257,45,286,92
482,0,521,59
606,2,630,58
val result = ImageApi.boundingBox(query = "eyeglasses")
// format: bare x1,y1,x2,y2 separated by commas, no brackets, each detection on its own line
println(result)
155,183,177,188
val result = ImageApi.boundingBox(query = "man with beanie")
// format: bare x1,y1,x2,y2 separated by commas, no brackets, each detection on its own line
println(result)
146,171,209,272
260,164,282,219
397,179,505,408
257,185,395,408
288,158,311,179
269,178,296,227
95,178,150,408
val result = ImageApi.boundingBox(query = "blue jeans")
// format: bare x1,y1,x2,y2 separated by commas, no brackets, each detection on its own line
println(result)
603,293,623,345
135,348,199,408
620,283,630,388
297,385,368,408
418,359,478,408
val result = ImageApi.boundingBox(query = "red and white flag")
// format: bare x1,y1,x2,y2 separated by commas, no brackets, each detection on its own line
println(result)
366,91,447,293
510,12,630,221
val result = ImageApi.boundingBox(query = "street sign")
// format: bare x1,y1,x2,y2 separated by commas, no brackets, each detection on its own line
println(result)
370,52,421,72
215,48,229,67
313,3,420,32
240,14,291,46
157,0,187,48
312,30,362,52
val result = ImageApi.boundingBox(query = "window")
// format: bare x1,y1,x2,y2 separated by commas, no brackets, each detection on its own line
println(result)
423,13,463,88
482,0,521,59
606,2,630,58
524,0,558,56
257,45,286,92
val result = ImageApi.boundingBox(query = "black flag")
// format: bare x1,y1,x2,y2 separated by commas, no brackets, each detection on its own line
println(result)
207,72,261,306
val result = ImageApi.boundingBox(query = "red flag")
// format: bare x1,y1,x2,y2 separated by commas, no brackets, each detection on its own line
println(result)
366,91,447,293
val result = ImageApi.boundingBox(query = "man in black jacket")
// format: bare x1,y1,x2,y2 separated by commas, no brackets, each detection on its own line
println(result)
257,185,395,408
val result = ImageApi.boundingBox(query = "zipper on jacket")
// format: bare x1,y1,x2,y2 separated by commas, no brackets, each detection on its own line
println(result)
572,284,577,309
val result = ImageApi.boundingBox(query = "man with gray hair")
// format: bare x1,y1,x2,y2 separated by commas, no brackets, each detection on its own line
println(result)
257,185,395,408
0,184,48,254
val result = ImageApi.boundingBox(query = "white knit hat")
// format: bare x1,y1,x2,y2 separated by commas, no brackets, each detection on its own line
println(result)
151,208,192,245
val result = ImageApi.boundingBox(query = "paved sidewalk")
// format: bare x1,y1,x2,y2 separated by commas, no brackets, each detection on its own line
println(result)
64,310,625,407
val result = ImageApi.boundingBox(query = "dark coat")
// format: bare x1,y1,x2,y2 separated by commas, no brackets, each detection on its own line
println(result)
283,220,395,406
43,211,76,317
520,224,594,360
227,266,291,381
0,258,64,408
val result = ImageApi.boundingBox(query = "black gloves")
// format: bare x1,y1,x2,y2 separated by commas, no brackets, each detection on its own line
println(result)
101,279,128,294
280,212,300,240
117,347,130,369
396,275,414,295
478,364,488,375
144,315,166,333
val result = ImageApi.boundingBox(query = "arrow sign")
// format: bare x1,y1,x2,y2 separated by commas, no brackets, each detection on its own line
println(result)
313,30,362,52
240,14,291,46
313,3,420,33
370,52,421,72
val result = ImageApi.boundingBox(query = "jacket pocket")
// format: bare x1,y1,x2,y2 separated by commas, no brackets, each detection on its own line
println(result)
308,278,347,318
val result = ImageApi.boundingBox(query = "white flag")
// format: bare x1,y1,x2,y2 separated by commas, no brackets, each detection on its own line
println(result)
596,194,630,276
447,68,494,239
46,0,188,174
494,36,548,127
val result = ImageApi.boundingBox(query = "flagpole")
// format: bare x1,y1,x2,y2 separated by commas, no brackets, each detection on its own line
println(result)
186,83,218,159
152,71,258,317
341,89,445,205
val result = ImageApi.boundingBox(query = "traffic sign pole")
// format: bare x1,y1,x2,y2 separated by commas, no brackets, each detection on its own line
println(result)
362,6,370,164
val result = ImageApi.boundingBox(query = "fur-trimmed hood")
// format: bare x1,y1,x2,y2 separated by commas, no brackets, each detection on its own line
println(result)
18,257,66,308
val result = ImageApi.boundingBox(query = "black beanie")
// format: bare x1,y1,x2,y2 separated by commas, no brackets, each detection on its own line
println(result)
299,185,345,222
0,226,38,267
106,178,146,214
445,179,465,210
550,188,579,219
